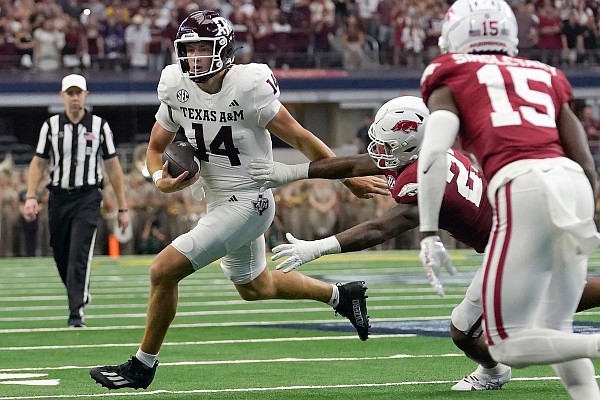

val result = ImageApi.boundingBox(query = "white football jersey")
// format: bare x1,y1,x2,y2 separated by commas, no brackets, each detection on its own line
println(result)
155,63,282,196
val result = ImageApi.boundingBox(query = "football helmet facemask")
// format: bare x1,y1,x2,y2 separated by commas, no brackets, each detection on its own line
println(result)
175,10,235,83
367,96,429,170
439,0,518,56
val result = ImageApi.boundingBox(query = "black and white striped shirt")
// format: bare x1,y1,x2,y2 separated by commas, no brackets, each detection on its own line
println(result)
35,111,117,189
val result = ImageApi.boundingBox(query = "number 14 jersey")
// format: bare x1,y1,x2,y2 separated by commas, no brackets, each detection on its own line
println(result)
155,63,282,195
420,53,571,182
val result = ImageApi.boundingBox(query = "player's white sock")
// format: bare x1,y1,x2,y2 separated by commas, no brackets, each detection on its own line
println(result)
489,329,600,368
327,284,339,308
136,349,158,368
552,359,600,399
480,363,507,375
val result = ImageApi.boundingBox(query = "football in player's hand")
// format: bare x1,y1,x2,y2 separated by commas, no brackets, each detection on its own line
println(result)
162,141,200,180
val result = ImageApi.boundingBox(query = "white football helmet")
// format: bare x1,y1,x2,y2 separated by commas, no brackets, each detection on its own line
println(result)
367,96,429,170
439,0,518,56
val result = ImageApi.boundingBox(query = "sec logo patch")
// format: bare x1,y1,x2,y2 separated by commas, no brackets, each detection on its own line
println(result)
177,89,189,103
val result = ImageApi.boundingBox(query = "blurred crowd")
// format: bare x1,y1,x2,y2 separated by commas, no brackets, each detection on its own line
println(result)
0,0,600,71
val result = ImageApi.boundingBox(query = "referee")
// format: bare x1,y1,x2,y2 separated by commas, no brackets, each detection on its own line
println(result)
24,74,130,328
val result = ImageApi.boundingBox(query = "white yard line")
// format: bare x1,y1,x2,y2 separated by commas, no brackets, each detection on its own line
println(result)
0,316,451,334
0,295,462,312
0,304,458,322
0,353,472,372
0,287,467,302
0,376,590,399
0,334,410,351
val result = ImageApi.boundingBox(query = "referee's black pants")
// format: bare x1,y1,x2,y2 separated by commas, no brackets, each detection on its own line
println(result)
48,188,102,325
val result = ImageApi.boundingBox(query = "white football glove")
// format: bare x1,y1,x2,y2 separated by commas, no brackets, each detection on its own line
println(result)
247,159,309,189
419,235,456,297
271,233,340,273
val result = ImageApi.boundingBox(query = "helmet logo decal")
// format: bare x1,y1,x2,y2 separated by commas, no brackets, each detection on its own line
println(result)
391,120,420,133
177,89,190,103
213,17,232,36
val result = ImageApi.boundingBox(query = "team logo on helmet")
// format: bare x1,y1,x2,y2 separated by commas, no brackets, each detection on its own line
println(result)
212,16,233,36
392,119,421,133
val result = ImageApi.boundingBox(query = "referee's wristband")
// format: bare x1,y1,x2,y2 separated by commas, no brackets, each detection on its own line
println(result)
26,196,38,201
152,170,163,185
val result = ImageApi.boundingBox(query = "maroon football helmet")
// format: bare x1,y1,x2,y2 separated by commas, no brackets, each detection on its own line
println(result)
175,11,235,83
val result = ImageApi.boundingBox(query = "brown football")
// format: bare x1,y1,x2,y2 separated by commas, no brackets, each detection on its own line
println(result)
162,141,200,180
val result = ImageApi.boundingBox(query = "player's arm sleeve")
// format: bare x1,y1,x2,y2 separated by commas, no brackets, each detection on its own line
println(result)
253,65,282,127
155,103,180,133
417,110,459,232
554,69,574,106
155,67,181,132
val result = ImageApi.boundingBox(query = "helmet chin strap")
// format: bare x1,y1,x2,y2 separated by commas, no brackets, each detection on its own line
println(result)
191,74,214,83
191,66,231,85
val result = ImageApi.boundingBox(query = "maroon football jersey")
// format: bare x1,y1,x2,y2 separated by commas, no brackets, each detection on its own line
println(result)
421,53,571,181
384,150,492,253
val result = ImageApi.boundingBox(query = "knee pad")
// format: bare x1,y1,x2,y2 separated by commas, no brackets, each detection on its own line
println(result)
451,299,483,337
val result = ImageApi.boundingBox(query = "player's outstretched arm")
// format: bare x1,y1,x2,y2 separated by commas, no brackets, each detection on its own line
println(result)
418,86,460,297
248,154,381,188
271,203,419,272
308,154,382,179
266,106,388,198
309,154,389,199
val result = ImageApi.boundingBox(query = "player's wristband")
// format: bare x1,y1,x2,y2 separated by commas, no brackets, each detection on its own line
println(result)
152,170,163,185
317,236,341,256
287,163,309,181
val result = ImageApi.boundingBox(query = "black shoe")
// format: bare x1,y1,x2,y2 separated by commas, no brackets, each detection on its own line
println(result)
89,356,157,390
68,317,85,328
334,281,370,341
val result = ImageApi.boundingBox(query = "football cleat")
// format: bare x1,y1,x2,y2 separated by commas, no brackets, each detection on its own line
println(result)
452,364,511,391
334,281,370,341
90,356,157,390
68,316,86,328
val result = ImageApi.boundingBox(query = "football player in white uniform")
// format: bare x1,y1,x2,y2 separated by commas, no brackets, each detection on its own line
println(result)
90,10,388,390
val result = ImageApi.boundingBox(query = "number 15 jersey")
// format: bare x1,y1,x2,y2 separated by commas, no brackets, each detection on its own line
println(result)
420,53,572,182
155,63,281,196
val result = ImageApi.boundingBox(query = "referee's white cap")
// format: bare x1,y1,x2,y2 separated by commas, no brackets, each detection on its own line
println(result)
61,74,87,91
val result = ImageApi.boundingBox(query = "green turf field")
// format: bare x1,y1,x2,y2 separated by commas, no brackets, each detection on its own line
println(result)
1,250,600,399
